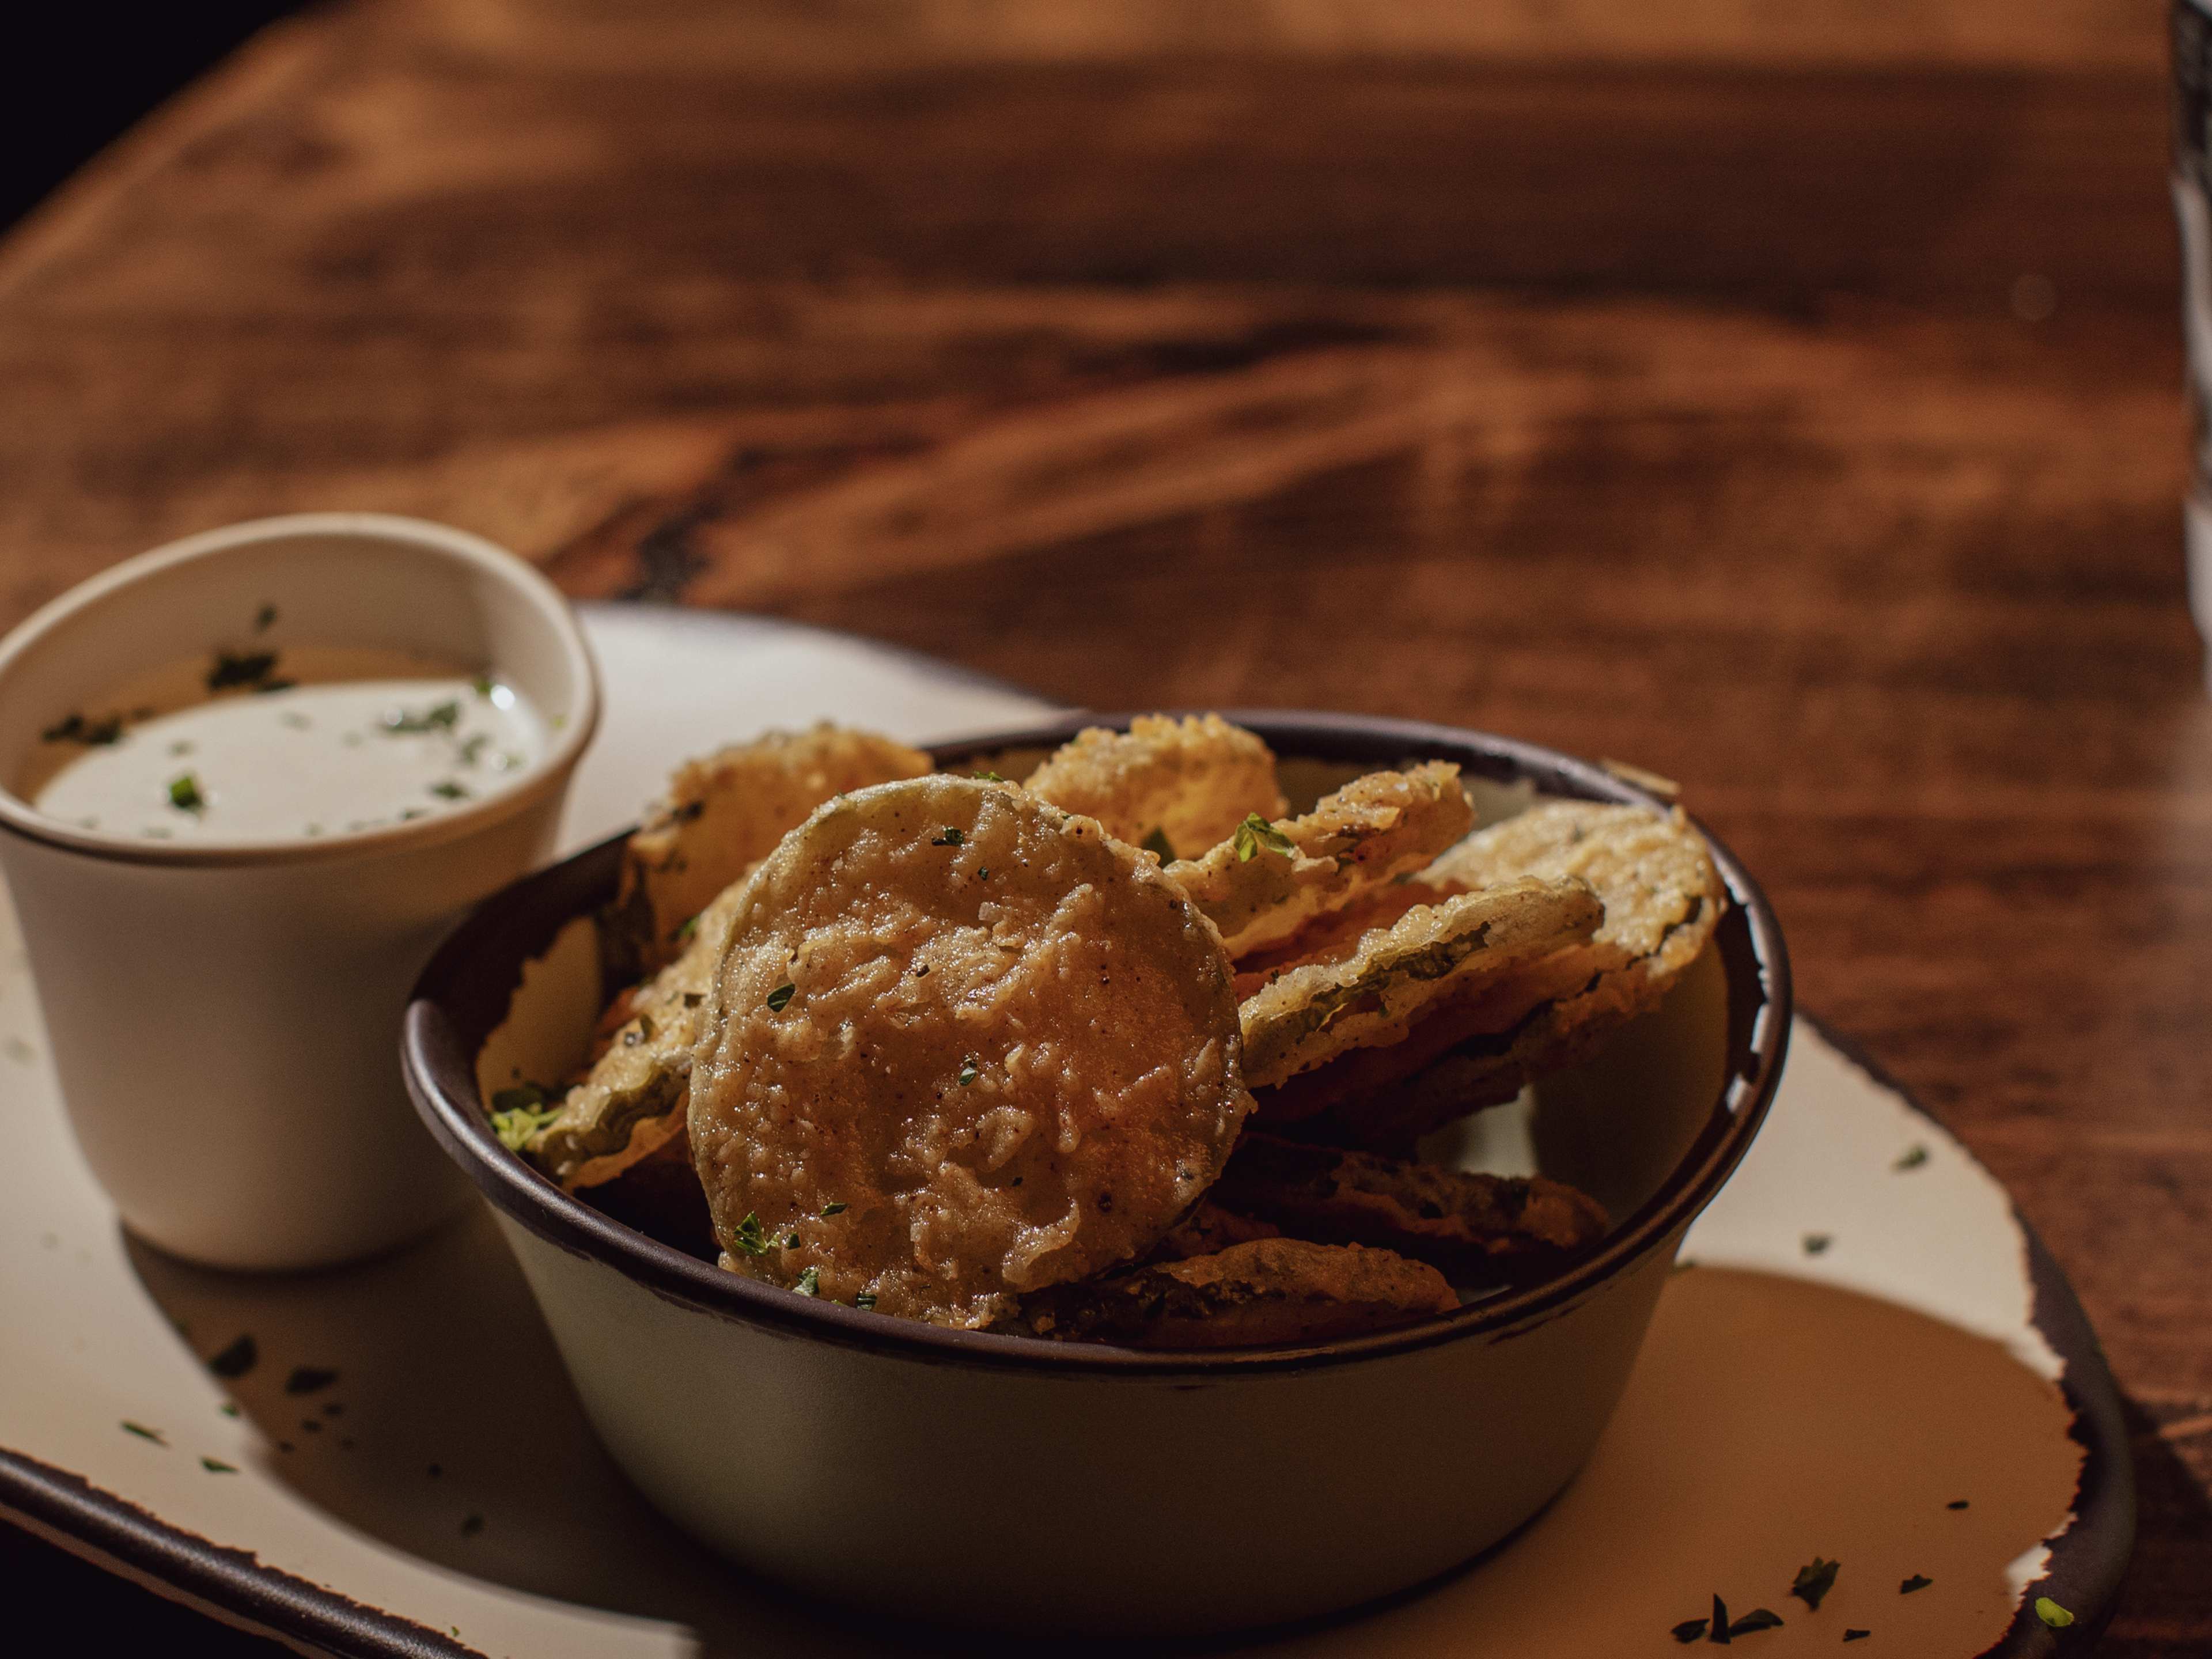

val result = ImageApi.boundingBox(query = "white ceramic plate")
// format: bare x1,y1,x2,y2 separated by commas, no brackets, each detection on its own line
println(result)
0,605,2130,1656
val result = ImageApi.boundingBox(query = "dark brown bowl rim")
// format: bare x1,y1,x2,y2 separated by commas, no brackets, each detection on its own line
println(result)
403,709,1792,1377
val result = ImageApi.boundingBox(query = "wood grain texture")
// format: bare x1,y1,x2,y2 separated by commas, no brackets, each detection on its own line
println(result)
0,0,2206,1648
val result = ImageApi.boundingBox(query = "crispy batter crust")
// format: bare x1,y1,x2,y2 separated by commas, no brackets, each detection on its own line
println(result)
1238,876,1601,1090
529,876,756,1188
1275,801,1725,1146
1211,1134,1608,1284
1023,714,1285,857
606,725,931,976
1151,1199,1283,1262
687,776,1252,1328
1168,762,1475,956
1014,1237,1457,1348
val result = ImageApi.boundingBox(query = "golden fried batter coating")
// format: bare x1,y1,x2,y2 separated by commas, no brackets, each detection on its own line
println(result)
1014,1237,1457,1349
605,725,931,975
687,775,1252,1329
1211,1134,1608,1284
1023,714,1285,858
528,876,756,1188
1168,763,1476,957
1272,801,1725,1146
1238,877,1601,1090
1151,1199,1282,1263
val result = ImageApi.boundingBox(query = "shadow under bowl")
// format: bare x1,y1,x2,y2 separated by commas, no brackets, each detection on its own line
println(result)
402,710,1791,1637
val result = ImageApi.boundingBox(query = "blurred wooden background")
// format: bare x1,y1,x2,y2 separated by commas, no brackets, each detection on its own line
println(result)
0,0,2205,1650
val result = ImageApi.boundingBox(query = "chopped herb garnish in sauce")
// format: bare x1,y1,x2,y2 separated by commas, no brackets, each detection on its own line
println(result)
428,780,470,801
958,1057,979,1086
1802,1233,1831,1256
855,1292,877,1310
2035,1597,2074,1628
1709,1593,1729,1642
1727,1608,1783,1636
202,1457,239,1474
766,983,796,1012
207,650,279,691
1899,1574,1931,1594
207,1334,259,1378
1142,827,1176,860
472,675,495,698
1791,1558,1839,1611
821,1201,848,1216
490,1081,563,1149
1671,1618,1707,1643
972,769,1004,782
41,711,124,745
1894,1145,1930,1171
120,1421,166,1445
1947,1499,1969,1510
931,826,965,846
168,773,206,813
794,1267,821,1297
1843,1633,1870,1643
382,700,461,735
1232,813,1296,862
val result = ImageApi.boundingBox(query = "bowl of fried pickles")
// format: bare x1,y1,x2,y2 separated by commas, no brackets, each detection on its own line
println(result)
403,710,1789,1635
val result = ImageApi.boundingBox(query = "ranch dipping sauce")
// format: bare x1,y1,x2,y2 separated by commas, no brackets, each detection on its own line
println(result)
21,634,552,844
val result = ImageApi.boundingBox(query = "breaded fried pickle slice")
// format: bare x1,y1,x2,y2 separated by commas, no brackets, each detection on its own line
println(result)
1015,1237,1456,1349
526,877,755,1189
1283,801,1726,1146
1239,877,1601,1090
605,724,931,976
1211,1134,1608,1284
688,776,1253,1330
1168,763,1476,957
1023,714,1285,858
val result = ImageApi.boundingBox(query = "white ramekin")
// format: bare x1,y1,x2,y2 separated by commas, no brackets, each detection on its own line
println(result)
0,513,600,1270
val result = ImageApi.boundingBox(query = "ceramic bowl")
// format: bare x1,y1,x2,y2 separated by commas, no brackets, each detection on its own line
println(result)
402,711,1790,1636
0,513,601,1270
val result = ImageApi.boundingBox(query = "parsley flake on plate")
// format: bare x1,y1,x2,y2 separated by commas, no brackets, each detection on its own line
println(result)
207,649,279,691
1790,1558,1839,1611
1727,1608,1783,1636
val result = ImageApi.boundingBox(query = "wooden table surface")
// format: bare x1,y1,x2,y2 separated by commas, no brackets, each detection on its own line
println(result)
2,0,2206,1649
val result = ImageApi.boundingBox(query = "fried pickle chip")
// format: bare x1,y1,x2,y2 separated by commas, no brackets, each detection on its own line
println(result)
604,725,931,976
1238,877,1601,1090
687,775,1252,1329
526,876,756,1189
1167,763,1476,957
1013,1237,1457,1349
1275,801,1726,1146
1211,1134,1608,1284
1023,714,1285,858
